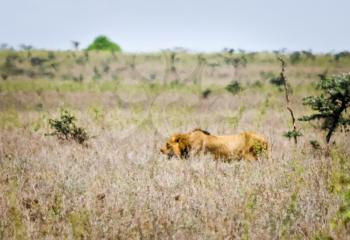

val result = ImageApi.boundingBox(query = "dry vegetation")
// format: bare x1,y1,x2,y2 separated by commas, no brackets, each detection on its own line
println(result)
0,50,349,239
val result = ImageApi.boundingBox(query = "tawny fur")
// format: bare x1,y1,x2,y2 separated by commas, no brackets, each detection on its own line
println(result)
160,129,268,161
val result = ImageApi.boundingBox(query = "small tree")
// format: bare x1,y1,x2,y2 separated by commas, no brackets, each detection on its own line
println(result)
163,51,180,85
71,41,80,50
87,35,121,52
19,44,33,58
289,51,302,64
300,73,350,143
223,49,247,79
278,57,302,144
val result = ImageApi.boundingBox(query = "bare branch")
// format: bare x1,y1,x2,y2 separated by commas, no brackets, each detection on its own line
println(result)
278,57,300,144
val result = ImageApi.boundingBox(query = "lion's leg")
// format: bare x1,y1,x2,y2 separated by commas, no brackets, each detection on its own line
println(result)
173,146,185,159
243,152,258,161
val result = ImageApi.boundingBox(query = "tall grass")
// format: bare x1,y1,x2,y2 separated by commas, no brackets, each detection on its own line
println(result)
0,50,349,239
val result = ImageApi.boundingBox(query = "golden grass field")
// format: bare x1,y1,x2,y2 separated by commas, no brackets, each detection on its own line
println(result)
0,50,349,239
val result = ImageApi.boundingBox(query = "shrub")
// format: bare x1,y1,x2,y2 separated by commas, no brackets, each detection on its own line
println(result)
1,73,8,80
201,89,212,99
290,51,315,64
270,76,284,87
334,51,350,62
301,50,315,60
309,140,321,150
0,54,24,77
225,81,242,95
30,57,47,66
299,73,350,143
47,109,89,145
283,130,303,140
86,35,122,52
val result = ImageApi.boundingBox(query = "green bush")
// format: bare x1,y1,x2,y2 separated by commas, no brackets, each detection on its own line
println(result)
225,81,242,95
86,35,122,52
47,109,89,145
289,51,315,64
334,51,350,62
283,130,303,140
270,76,284,87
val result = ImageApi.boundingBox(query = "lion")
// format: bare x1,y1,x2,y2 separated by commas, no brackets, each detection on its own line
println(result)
160,128,268,161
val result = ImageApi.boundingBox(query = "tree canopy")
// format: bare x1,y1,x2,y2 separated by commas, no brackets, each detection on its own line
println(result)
86,35,122,52
300,73,350,143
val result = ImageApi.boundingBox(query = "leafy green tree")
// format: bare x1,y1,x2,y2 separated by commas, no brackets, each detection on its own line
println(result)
300,73,350,143
87,35,122,52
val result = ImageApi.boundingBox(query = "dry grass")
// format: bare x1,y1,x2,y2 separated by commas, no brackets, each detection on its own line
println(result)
0,52,350,239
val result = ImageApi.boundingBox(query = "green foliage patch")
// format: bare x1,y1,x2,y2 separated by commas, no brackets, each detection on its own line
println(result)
47,109,89,145
225,81,242,95
300,73,350,143
86,35,121,52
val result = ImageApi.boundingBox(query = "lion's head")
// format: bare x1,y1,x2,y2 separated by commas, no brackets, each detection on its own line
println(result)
160,133,190,159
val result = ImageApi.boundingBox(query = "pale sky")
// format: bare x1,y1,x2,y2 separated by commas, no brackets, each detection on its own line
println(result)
0,0,349,52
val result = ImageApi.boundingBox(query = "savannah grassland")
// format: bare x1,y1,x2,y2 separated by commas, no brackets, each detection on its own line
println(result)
0,50,349,239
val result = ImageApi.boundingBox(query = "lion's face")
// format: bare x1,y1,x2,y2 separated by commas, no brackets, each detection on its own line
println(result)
160,134,189,159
